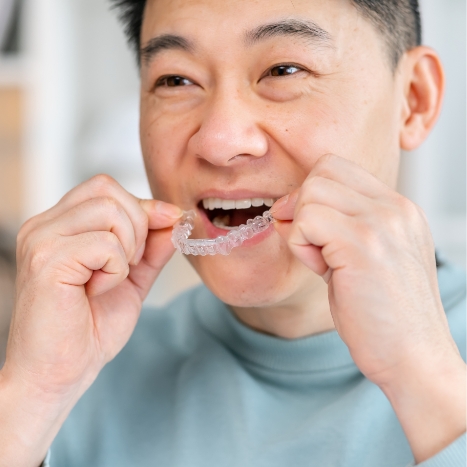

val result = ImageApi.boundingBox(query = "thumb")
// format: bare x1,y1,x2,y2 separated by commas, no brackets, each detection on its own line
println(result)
138,199,183,229
129,198,183,300
127,227,176,301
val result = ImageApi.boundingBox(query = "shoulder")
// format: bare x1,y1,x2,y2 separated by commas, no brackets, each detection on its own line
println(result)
438,261,466,360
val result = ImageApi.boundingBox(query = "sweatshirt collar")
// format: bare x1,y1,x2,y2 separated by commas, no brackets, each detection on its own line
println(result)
194,287,359,375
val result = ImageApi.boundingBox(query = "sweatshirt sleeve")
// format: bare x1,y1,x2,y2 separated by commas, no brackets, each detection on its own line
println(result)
405,433,466,467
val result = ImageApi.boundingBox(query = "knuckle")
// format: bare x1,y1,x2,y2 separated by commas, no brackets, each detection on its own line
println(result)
299,202,316,219
358,224,384,254
96,196,122,216
394,193,410,210
414,204,429,225
405,199,423,220
17,219,45,264
294,205,315,231
90,173,116,186
98,231,124,254
385,206,402,227
88,174,117,196
304,175,318,188
98,230,116,244
393,194,418,218
320,153,337,164
313,156,334,178
27,237,57,273
303,175,325,195
29,249,48,273
387,195,421,229
317,153,336,169
17,215,40,246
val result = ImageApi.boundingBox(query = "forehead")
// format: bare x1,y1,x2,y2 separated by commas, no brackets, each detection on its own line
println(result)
141,0,370,53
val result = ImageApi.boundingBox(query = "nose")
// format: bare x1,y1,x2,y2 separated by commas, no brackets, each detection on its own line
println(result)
189,88,268,166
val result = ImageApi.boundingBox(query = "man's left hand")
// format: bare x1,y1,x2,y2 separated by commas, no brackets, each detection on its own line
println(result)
271,153,466,463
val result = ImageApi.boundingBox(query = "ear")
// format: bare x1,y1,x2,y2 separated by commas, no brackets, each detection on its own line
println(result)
399,46,445,151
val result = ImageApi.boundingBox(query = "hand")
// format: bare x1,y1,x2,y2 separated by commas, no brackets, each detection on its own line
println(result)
272,154,466,462
0,175,182,466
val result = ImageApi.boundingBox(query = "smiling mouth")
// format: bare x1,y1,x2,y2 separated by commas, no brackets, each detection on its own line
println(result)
200,197,277,229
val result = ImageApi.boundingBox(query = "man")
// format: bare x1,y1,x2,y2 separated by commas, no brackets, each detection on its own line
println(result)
0,0,465,466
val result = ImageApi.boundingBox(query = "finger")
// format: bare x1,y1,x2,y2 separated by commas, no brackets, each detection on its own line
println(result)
308,153,392,199
57,176,151,257
274,219,330,277
20,175,181,264
49,197,136,263
271,174,373,221
18,176,148,256
127,227,175,300
50,231,129,297
288,204,359,272
290,241,328,277
297,176,371,216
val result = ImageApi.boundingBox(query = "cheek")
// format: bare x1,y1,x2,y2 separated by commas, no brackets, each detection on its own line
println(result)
263,100,348,174
140,99,196,199
264,85,399,180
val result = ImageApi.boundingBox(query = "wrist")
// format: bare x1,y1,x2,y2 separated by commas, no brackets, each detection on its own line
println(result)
379,351,466,464
0,369,78,467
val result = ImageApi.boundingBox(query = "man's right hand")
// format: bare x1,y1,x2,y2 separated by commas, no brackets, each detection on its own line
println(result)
0,175,182,467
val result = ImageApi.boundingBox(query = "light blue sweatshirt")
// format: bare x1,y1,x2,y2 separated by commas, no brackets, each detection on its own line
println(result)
46,261,466,466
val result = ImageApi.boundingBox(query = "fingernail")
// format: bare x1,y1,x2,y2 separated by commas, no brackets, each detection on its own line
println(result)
134,242,146,265
270,194,289,214
155,201,183,219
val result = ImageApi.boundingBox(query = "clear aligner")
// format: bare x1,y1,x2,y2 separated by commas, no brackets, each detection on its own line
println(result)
171,210,275,256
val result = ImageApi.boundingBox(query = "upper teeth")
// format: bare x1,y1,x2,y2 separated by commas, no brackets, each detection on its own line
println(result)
202,197,275,210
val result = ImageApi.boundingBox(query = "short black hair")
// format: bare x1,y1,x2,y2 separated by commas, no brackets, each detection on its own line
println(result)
111,0,421,68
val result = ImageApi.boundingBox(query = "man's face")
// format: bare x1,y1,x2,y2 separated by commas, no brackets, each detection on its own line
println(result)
139,0,405,308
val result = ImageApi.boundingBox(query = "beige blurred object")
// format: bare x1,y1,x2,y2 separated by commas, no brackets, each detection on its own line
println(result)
0,230,16,367
0,67,24,362
0,85,23,364
0,86,23,227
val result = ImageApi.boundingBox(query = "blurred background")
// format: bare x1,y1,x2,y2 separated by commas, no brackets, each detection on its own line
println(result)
0,0,465,364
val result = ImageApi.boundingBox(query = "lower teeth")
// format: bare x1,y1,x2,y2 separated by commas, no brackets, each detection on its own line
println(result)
212,214,236,230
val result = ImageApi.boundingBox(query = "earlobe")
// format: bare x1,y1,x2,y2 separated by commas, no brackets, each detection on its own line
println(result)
399,46,445,151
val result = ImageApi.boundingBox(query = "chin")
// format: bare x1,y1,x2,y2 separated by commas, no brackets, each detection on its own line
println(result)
187,236,315,309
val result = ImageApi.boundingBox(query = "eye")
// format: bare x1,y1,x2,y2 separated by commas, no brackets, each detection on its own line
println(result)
267,64,303,77
156,75,193,87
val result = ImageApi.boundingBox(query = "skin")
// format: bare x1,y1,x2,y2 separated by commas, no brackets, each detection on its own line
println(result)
0,0,465,466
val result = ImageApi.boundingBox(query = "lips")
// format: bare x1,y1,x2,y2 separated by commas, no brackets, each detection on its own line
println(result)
191,191,282,247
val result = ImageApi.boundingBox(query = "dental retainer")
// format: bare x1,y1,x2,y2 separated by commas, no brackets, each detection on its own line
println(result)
172,210,275,256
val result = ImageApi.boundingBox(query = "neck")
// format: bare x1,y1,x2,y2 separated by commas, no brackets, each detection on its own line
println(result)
230,279,335,339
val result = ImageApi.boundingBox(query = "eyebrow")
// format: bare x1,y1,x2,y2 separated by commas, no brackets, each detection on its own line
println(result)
244,18,333,46
141,34,193,65
140,18,333,66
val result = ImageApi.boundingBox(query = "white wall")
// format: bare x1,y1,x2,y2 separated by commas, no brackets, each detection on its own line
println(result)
22,0,78,219
22,0,466,307
398,0,466,267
